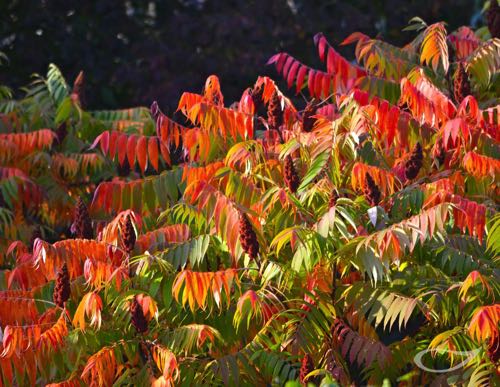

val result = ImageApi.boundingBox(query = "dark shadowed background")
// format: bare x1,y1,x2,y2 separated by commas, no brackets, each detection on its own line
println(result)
0,0,482,112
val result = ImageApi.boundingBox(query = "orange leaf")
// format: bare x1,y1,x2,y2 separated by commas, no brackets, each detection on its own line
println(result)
151,345,179,386
351,162,398,196
81,346,118,386
468,304,500,345
420,22,449,73
172,269,240,311
463,151,500,179
72,292,103,330
459,271,493,300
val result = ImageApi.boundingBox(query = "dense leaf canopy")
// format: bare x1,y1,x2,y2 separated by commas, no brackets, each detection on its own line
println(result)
0,10,499,387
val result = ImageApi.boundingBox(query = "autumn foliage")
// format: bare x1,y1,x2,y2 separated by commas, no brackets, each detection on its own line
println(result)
0,9,499,387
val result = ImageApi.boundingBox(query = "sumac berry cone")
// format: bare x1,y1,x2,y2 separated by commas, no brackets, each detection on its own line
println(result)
53,263,71,308
329,190,339,208
302,101,317,132
488,335,500,363
130,296,148,334
238,211,259,259
487,0,500,38
364,172,381,206
267,91,283,131
453,63,471,104
122,215,136,255
284,155,300,193
250,84,264,112
72,197,93,239
404,142,423,180
299,353,314,384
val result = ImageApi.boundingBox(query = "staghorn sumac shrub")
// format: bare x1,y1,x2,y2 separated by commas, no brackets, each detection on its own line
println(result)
0,11,498,387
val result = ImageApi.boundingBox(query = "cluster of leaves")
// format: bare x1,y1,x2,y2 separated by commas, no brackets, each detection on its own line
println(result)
0,9,499,387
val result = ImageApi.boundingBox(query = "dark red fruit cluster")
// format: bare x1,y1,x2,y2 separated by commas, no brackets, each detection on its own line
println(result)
487,0,500,38
238,211,259,259
404,142,423,180
250,83,264,111
299,353,314,384
284,155,300,193
487,335,500,363
267,91,283,131
453,62,471,104
72,197,93,239
130,296,148,334
122,215,136,255
364,172,381,206
329,190,339,208
53,263,71,308
302,101,317,132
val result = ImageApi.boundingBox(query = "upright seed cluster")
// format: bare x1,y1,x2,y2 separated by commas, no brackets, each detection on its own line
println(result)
329,190,339,208
72,197,93,239
53,263,71,308
250,84,264,112
404,142,423,180
122,215,136,255
267,91,284,131
488,335,499,363
364,172,381,206
299,353,314,384
302,101,317,132
487,0,500,38
284,155,300,193
130,296,148,334
238,211,259,259
453,63,471,104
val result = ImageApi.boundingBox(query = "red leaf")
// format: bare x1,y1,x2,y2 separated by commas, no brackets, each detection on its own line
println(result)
126,135,137,168
287,61,300,89
283,56,295,79
136,136,148,172
276,53,287,73
117,134,128,166
109,131,119,160
296,65,308,94
148,137,159,171
308,69,316,97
